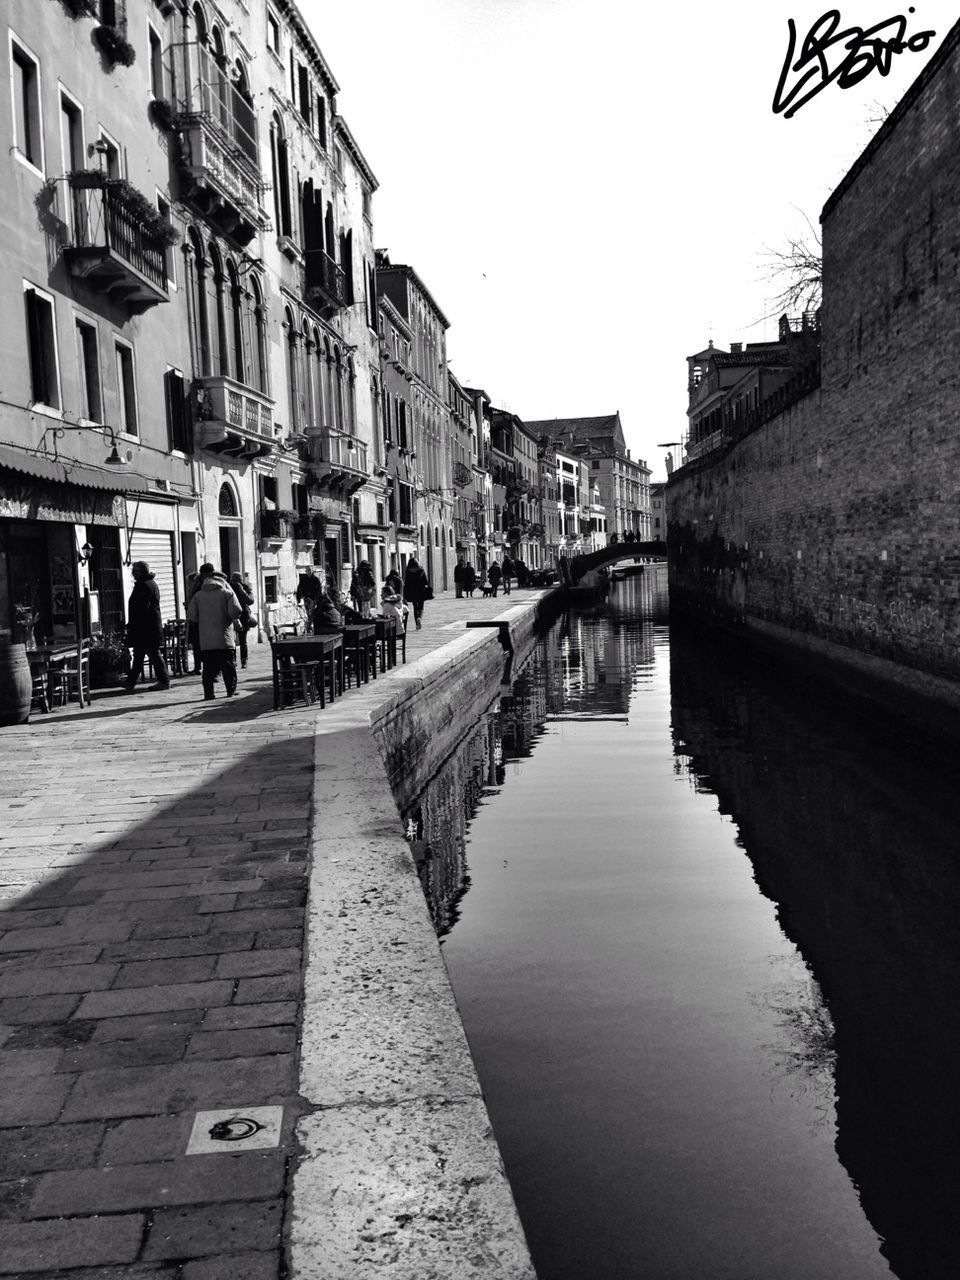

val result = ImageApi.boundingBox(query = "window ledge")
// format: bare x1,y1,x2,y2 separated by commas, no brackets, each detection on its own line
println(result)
277,235,303,263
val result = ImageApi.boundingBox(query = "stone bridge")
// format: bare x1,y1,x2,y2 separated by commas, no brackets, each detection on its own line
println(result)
558,540,668,588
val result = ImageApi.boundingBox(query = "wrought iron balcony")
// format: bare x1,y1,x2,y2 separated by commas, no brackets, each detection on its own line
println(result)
304,251,347,316
168,42,264,246
194,375,275,460
61,174,169,310
305,427,368,493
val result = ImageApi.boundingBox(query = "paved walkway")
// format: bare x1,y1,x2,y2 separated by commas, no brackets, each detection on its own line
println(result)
0,587,544,1279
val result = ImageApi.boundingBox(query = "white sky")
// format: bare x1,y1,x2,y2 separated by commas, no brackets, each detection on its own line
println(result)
300,1,953,476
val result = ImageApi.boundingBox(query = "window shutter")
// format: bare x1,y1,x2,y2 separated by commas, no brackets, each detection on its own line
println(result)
164,368,190,452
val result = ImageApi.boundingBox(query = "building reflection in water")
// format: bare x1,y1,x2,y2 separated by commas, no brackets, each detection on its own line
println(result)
669,618,960,1280
402,572,666,938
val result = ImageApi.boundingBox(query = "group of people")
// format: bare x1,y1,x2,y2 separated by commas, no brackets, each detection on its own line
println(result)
295,557,432,634
455,554,527,598
124,561,256,701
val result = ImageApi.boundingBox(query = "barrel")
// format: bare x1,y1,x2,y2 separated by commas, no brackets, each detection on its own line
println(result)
0,640,32,726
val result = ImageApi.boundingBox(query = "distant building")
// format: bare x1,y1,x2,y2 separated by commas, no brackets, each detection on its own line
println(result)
526,413,651,541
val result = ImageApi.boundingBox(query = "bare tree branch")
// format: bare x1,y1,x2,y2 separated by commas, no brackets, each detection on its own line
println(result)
757,207,822,321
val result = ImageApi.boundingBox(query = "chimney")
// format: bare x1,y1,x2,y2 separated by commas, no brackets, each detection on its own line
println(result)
730,342,742,353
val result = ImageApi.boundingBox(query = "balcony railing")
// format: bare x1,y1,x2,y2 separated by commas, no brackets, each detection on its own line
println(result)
304,250,347,314
61,175,168,309
306,428,368,492
194,375,274,460
168,42,263,243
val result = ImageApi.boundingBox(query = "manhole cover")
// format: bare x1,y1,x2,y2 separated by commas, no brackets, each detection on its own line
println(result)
186,1106,283,1155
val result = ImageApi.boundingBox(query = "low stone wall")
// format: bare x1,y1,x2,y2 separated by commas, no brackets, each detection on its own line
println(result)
290,598,558,1279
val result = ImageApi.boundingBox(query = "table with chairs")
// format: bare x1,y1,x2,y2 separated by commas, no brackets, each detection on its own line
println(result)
28,638,92,715
270,632,343,711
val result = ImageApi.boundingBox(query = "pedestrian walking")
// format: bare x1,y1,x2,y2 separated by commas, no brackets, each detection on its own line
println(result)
349,560,376,618
403,557,430,630
187,570,242,700
229,572,255,669
454,557,466,598
296,566,324,633
501,553,514,594
488,559,502,597
124,561,170,692
463,563,477,598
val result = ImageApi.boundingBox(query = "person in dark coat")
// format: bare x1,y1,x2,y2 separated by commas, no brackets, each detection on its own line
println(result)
488,559,502,597
124,561,169,691
454,558,465,599
463,563,477,598
403,557,429,630
501,554,514,594
296,567,324,633
229,571,255,669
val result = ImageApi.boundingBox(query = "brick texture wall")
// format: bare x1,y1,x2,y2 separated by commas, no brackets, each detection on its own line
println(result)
667,19,960,684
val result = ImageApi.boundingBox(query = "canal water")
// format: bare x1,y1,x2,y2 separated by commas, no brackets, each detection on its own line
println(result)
401,569,960,1280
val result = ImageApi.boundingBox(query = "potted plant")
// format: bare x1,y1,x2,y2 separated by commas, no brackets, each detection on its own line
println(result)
89,630,131,688
94,23,137,67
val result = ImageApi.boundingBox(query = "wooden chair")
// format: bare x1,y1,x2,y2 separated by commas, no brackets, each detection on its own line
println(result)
60,638,92,706
274,622,301,638
28,653,50,715
270,640,318,711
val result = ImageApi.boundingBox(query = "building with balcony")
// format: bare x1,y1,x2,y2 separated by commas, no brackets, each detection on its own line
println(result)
376,253,454,592
1,0,199,643
379,291,417,572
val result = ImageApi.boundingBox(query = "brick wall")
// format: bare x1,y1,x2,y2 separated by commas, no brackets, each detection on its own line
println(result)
667,19,960,686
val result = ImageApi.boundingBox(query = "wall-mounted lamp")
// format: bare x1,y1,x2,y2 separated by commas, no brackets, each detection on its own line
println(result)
78,542,95,565
38,423,130,469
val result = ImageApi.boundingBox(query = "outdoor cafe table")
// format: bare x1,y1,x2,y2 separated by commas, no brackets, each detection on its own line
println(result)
311,621,378,686
374,616,398,670
30,643,79,710
271,634,343,708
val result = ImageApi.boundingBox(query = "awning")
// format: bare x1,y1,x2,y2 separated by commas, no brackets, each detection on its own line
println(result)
0,443,152,493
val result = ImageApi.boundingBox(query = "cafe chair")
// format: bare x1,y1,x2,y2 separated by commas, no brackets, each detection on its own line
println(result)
28,653,51,715
274,622,301,638
270,639,319,711
60,638,92,707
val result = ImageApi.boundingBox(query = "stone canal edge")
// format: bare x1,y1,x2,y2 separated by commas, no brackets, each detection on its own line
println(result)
291,601,543,1279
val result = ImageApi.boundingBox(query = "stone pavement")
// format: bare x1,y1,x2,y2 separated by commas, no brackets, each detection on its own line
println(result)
0,586,544,1279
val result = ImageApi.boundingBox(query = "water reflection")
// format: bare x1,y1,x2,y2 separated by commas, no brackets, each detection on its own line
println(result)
404,576,663,935
397,568,960,1279
669,619,960,1280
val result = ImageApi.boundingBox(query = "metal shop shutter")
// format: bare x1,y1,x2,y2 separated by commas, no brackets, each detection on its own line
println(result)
128,530,179,622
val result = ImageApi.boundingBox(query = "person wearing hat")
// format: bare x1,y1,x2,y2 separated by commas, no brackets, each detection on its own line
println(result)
187,567,242,699
124,561,170,692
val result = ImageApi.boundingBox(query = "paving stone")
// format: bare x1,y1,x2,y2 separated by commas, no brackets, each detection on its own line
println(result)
5,1019,98,1049
0,943,103,969
0,1050,75,1126
99,881,262,904
132,919,212,941
74,980,234,1021
255,929,302,950
180,1255,278,1280
143,1198,283,1259
0,1122,104,1178
0,994,81,1024
91,1010,205,1043
114,956,219,988
0,1214,145,1273
31,1151,285,1216
214,909,302,933
0,962,119,998
101,1113,196,1166
185,1026,296,1061
59,1031,190,1073
62,1054,296,1121
234,974,301,1004
201,1002,297,1031
101,933,255,963
214,948,300,979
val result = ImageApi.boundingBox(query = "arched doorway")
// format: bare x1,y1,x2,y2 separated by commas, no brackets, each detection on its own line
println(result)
218,482,241,576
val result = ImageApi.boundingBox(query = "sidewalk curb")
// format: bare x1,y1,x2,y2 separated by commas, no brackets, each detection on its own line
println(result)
290,603,543,1278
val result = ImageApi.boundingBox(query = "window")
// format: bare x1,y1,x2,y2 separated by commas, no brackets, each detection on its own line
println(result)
164,367,189,452
334,144,344,177
156,194,176,288
59,90,84,175
115,340,138,435
24,286,60,409
270,115,291,238
148,26,163,99
97,128,121,179
297,63,311,127
75,318,101,422
11,39,42,171
100,0,127,32
315,93,326,148
266,9,281,58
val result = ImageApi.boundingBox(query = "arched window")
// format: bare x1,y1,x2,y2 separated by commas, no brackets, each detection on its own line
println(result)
250,276,268,394
270,115,291,239
186,227,211,376
226,260,243,383
193,2,208,44
300,319,312,425
208,244,227,377
312,326,325,427
284,308,300,433
232,60,257,166
419,525,425,545
333,345,344,432
345,355,357,434
434,527,440,547
210,28,230,132
218,483,238,517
